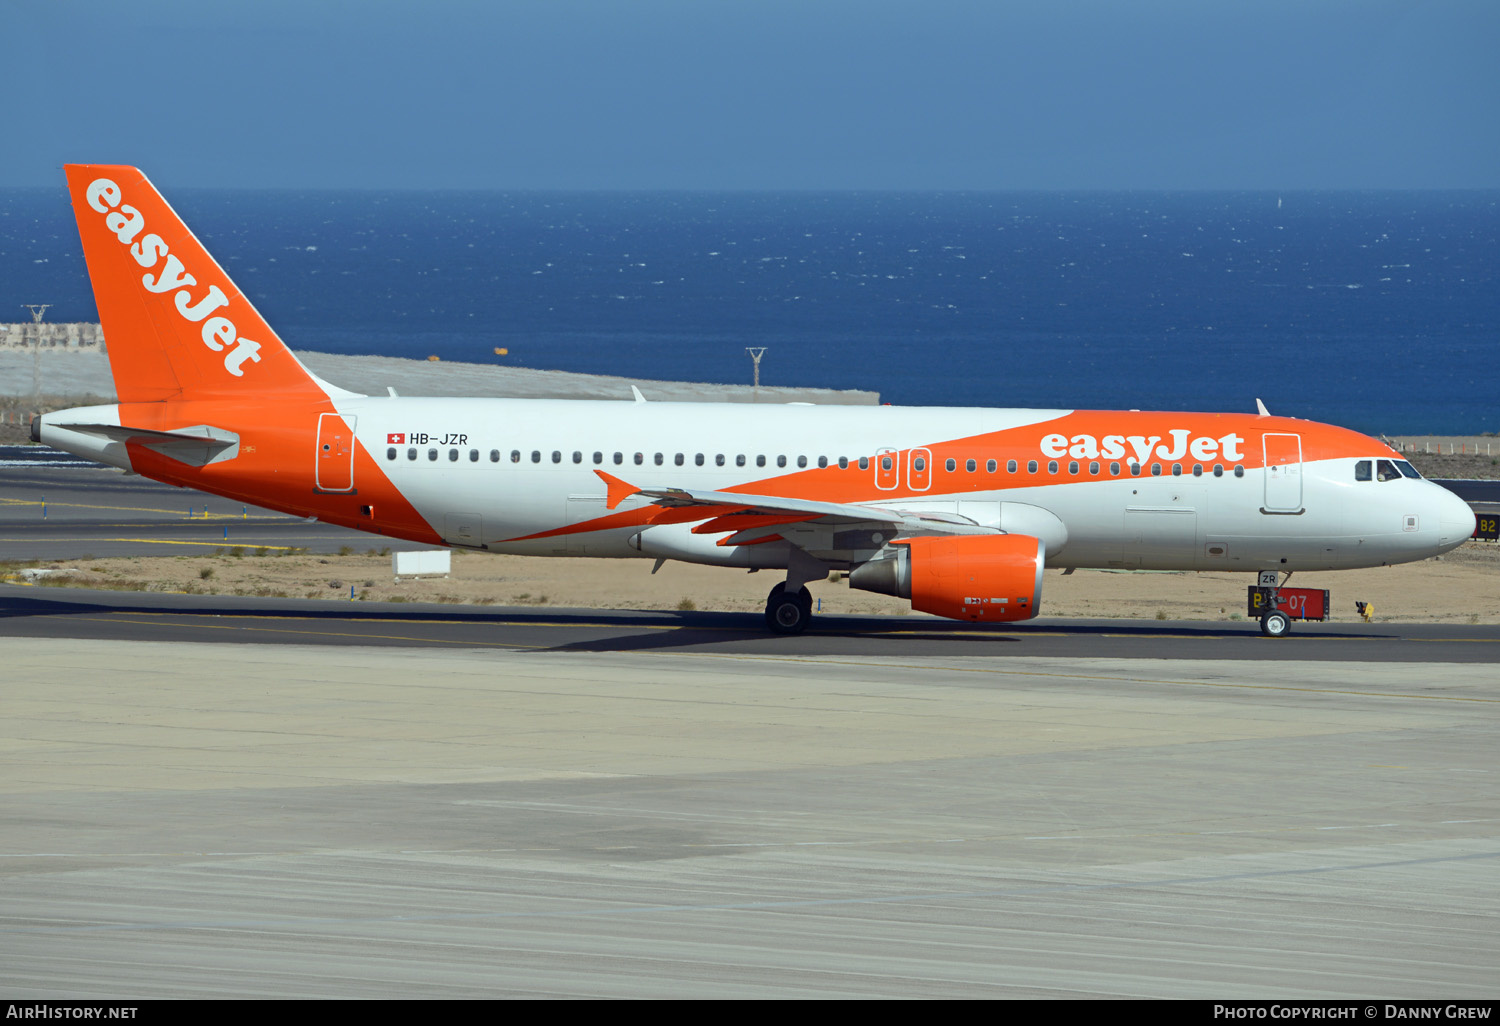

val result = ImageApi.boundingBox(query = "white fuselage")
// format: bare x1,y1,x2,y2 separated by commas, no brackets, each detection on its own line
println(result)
325,395,1473,573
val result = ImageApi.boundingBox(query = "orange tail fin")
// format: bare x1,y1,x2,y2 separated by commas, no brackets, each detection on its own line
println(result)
64,164,335,404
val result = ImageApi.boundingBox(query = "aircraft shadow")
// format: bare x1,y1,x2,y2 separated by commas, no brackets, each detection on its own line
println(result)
0,584,1397,652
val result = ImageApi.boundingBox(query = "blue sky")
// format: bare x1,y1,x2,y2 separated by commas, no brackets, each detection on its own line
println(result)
5,0,1496,189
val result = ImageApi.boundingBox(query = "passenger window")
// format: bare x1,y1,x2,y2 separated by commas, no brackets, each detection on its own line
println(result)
1234,465,1244,477
1192,464,1202,477
1212,464,1223,477
1089,461,1099,475
593,452,603,464
613,452,623,465
1130,463,1141,476
1067,461,1077,475
407,448,417,460
1048,460,1058,474
987,459,997,473
572,451,582,464
797,455,807,468
946,458,957,472
531,451,541,463
1377,459,1400,482
858,456,869,471
449,449,460,462
777,455,787,468
967,459,978,473
881,456,893,471
654,453,663,465
759,455,768,468
838,457,848,470
817,456,828,469
490,449,500,463
716,454,726,467
1150,463,1161,476
511,450,520,463
1007,460,1017,473
914,457,926,472
1171,463,1182,476
1109,461,1120,475
551,451,561,463
1355,460,1372,482
429,449,439,461
469,449,479,462
675,453,684,466
737,455,746,467
386,447,397,460
634,452,644,465
1027,460,1038,473
694,453,704,466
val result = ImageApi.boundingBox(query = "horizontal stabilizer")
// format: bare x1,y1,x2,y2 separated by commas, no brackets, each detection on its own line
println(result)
50,421,240,467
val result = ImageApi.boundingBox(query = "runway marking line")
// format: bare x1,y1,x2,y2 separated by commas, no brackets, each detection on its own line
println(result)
79,615,538,650
0,537,307,550
138,609,1500,648
7,816,1500,862
678,652,1500,704
7,849,1498,934
15,590,1500,690
0,497,288,519
24,605,1497,703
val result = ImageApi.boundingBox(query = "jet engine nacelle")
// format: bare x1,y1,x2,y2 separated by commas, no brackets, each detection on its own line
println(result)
848,533,1045,622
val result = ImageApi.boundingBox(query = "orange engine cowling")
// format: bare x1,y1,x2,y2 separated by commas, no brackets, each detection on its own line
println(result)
849,534,1045,622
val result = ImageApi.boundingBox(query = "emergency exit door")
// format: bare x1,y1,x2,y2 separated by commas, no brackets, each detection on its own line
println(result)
315,413,357,493
1262,432,1302,513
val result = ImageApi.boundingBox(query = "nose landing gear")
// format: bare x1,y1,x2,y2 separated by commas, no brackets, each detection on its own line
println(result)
1259,609,1291,637
1248,571,1330,637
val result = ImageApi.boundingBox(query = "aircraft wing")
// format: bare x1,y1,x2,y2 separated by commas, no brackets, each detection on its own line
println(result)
597,471,998,539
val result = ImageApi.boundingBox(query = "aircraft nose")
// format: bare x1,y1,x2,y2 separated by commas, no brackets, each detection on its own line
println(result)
1435,484,1476,550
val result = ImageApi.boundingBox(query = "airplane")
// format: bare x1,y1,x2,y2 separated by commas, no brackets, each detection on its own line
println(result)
34,165,1477,637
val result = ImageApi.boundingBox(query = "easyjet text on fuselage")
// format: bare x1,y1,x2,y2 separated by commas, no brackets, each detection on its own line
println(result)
1040,429,1245,465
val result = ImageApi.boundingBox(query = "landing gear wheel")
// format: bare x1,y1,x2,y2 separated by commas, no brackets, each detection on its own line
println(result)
1260,610,1291,638
765,583,814,635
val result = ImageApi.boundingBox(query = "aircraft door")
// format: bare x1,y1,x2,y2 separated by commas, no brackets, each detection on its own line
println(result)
875,448,900,490
562,495,608,554
1262,433,1303,513
315,413,356,493
908,448,932,491
444,513,484,548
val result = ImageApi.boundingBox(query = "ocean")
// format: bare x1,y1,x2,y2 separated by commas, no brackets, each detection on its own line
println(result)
3,188,1496,434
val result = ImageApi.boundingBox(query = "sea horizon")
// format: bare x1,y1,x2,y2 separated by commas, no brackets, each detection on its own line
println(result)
4,187,1496,434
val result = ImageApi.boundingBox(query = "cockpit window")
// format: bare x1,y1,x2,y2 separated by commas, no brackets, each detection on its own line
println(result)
1376,459,1402,482
1395,460,1421,479
1355,460,1372,482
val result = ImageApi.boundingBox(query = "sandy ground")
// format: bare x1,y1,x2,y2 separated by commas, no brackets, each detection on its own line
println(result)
9,537,1500,624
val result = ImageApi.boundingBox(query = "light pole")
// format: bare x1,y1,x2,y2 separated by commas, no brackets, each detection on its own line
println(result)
22,305,49,401
746,347,766,402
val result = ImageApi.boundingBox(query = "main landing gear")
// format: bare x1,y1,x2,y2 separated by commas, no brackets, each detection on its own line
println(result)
764,550,827,635
765,582,813,634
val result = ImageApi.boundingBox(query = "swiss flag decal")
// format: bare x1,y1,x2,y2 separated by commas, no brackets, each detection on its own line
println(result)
387,432,405,444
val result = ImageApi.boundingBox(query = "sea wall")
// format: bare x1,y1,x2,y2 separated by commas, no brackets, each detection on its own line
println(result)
0,322,105,349
0,323,879,406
